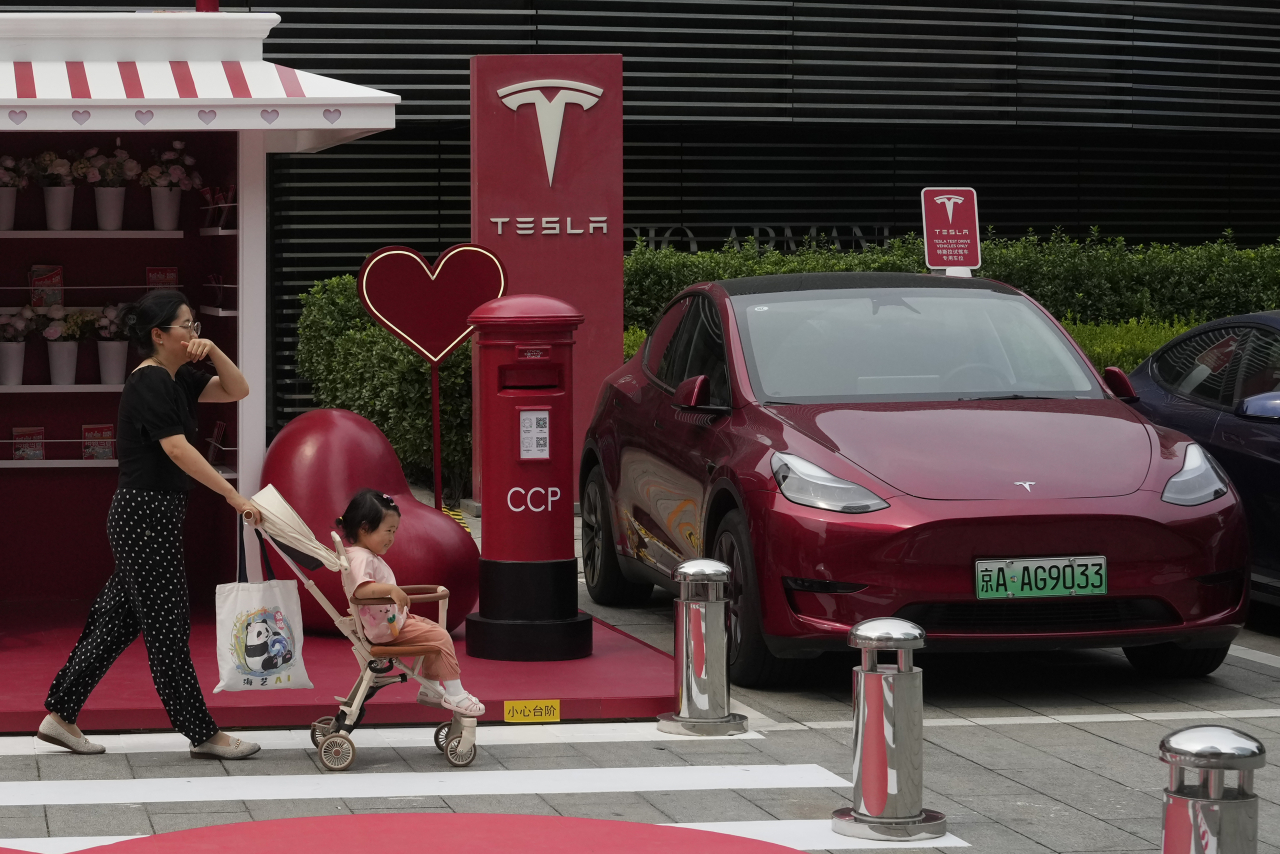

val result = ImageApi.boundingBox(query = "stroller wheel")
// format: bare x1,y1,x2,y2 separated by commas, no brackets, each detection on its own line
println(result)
318,733,356,771
310,716,336,748
445,734,476,767
433,721,450,753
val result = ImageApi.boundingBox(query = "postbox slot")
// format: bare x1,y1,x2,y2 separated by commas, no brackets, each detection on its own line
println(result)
500,365,561,390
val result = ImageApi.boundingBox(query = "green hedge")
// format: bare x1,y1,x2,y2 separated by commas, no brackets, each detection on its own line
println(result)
298,232,1279,493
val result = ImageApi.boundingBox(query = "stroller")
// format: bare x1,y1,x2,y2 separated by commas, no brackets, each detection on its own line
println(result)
244,484,478,771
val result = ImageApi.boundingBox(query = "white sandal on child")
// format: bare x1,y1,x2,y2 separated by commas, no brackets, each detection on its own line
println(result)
416,680,445,707
441,692,485,716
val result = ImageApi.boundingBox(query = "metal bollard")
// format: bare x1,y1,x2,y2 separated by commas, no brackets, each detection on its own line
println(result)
832,618,947,841
656,559,748,736
1160,725,1265,854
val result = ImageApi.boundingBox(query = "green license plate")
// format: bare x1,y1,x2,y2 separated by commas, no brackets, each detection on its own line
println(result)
975,557,1107,599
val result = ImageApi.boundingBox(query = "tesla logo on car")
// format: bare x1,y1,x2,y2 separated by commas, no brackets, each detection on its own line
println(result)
934,195,966,223
498,79,603,186
1014,481,1036,492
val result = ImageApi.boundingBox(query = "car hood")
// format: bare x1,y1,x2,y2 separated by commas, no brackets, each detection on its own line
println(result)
773,400,1153,500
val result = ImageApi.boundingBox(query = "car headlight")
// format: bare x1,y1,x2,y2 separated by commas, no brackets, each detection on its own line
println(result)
1161,444,1229,506
771,452,889,513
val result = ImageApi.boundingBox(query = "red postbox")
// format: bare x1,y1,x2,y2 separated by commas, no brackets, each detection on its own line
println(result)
464,295,593,661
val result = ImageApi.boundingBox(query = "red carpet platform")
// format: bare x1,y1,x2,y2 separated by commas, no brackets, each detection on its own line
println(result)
0,814,802,854
0,603,675,733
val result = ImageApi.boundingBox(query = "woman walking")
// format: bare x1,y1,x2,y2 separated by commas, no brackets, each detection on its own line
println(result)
40,289,264,759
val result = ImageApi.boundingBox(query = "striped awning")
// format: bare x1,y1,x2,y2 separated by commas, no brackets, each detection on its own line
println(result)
0,12,396,151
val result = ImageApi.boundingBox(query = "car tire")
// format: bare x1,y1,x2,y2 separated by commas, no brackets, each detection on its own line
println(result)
712,509,790,688
581,466,652,606
1122,643,1230,678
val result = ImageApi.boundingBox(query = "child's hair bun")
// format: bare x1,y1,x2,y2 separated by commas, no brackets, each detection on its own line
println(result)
333,516,343,530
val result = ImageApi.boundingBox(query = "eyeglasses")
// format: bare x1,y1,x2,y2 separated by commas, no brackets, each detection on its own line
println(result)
163,321,201,336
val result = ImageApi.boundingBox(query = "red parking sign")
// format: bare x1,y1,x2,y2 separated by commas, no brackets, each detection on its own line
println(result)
921,187,980,269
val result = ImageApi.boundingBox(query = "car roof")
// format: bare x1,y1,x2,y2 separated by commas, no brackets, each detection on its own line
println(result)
1190,310,1280,331
714,271,1020,297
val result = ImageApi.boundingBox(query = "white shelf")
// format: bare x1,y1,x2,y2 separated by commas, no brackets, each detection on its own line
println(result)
0,230,183,239
199,227,237,236
200,305,238,317
215,465,237,480
0,459,117,468
0,384,123,393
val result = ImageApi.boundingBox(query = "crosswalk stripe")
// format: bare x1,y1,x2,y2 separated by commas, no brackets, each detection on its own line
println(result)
670,820,969,850
0,764,849,807
1229,644,1280,670
0,837,142,854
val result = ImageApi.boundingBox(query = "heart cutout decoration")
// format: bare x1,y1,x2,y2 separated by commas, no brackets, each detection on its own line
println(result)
358,245,506,364
198,109,217,125
260,109,280,124
8,110,25,125
323,108,342,124
72,110,91,125
134,109,153,125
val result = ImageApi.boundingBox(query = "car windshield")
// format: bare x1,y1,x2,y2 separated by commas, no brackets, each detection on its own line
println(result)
730,286,1102,403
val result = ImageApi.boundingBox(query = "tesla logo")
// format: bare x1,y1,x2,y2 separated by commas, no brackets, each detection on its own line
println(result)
1014,481,1035,492
934,195,966,223
498,79,603,186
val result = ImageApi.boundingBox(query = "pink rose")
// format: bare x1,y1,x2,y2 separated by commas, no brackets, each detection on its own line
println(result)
183,155,195,166
191,171,203,190
161,151,178,161
173,141,185,150
42,326,60,340
147,165,162,178
179,177,193,191
48,305,66,320
114,149,128,159
84,148,98,157
155,175,171,187
89,155,107,168
168,165,185,182
86,168,101,183
123,160,141,179
11,318,26,332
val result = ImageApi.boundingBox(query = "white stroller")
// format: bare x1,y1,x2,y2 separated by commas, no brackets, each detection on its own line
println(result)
244,484,478,771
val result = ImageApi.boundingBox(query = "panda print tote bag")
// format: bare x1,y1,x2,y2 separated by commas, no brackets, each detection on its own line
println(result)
214,520,314,692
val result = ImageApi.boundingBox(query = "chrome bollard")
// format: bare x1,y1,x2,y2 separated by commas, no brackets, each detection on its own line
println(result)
832,618,946,841
1160,725,1265,854
656,559,748,736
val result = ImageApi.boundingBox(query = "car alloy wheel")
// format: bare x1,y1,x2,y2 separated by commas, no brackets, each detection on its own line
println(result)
582,478,605,589
712,529,744,666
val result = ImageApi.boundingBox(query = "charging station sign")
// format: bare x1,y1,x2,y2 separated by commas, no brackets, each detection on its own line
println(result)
922,187,980,269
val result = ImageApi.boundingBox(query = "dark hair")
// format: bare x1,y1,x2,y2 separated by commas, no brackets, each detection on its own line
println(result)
335,488,400,544
120,289,191,356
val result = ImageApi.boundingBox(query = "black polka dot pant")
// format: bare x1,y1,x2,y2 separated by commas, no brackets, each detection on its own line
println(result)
46,488,219,746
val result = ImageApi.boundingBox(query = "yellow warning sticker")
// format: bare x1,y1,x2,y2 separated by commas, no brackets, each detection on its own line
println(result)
504,699,560,723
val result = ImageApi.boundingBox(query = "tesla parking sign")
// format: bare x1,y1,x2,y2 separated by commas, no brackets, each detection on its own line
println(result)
922,187,980,270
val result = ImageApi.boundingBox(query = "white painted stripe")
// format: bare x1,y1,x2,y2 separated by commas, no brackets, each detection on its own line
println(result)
0,63,18,100
0,764,847,807
4,722,761,757
1230,644,1280,670
186,62,233,99
911,707,1280,729
133,62,179,99
240,60,287,99
0,837,142,854
81,62,124,100
30,62,71,99
671,820,969,850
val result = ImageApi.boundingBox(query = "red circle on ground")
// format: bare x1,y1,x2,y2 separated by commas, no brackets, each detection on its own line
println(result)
91,813,803,854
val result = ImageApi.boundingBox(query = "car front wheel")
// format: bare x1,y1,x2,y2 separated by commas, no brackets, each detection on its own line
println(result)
1123,643,1230,677
582,466,652,606
712,509,789,688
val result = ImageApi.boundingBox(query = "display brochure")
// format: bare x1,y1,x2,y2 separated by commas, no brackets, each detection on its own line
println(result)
29,266,64,307
81,424,116,460
206,420,226,463
12,427,45,461
146,267,179,290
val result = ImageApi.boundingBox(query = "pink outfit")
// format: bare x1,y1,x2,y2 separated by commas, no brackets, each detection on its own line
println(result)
342,546,461,681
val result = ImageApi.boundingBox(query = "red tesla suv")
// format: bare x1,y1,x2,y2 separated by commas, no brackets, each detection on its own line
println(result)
579,272,1249,686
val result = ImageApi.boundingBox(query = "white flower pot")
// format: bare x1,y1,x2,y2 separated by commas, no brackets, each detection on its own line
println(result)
95,187,126,231
0,187,16,231
44,186,74,231
47,340,78,385
0,341,24,385
97,340,128,385
151,186,182,231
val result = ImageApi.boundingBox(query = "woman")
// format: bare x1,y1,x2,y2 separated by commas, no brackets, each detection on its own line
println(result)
40,289,264,759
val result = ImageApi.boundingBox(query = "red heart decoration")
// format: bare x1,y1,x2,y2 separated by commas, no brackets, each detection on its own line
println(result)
358,244,506,363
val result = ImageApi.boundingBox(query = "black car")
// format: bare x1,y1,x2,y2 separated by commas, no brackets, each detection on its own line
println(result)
1128,312,1280,603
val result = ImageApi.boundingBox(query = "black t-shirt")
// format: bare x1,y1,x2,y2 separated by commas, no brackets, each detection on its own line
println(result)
117,363,212,492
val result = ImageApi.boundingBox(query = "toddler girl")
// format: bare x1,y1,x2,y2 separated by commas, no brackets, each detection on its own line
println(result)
336,489,484,716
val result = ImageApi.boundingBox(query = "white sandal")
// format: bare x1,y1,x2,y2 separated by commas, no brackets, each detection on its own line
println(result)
36,715,105,755
441,691,485,716
416,680,445,707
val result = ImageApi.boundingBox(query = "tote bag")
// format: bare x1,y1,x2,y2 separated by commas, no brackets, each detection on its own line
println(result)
213,521,314,692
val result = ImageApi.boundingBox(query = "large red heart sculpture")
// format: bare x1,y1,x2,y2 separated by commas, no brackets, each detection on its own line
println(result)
358,244,506,363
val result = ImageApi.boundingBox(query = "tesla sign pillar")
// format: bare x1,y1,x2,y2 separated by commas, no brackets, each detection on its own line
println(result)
921,187,981,276
470,55,624,505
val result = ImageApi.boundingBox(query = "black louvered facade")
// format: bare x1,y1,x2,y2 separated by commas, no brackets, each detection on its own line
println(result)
14,2,1280,432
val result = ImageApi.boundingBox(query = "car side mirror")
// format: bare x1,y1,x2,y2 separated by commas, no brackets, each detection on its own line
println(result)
1103,366,1138,401
673,375,711,409
1237,391,1280,420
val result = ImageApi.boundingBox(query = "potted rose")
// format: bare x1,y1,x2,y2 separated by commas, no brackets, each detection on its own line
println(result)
87,148,141,231
95,303,130,384
0,155,27,231
136,141,202,231
42,305,98,385
0,311,30,385
19,150,83,230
